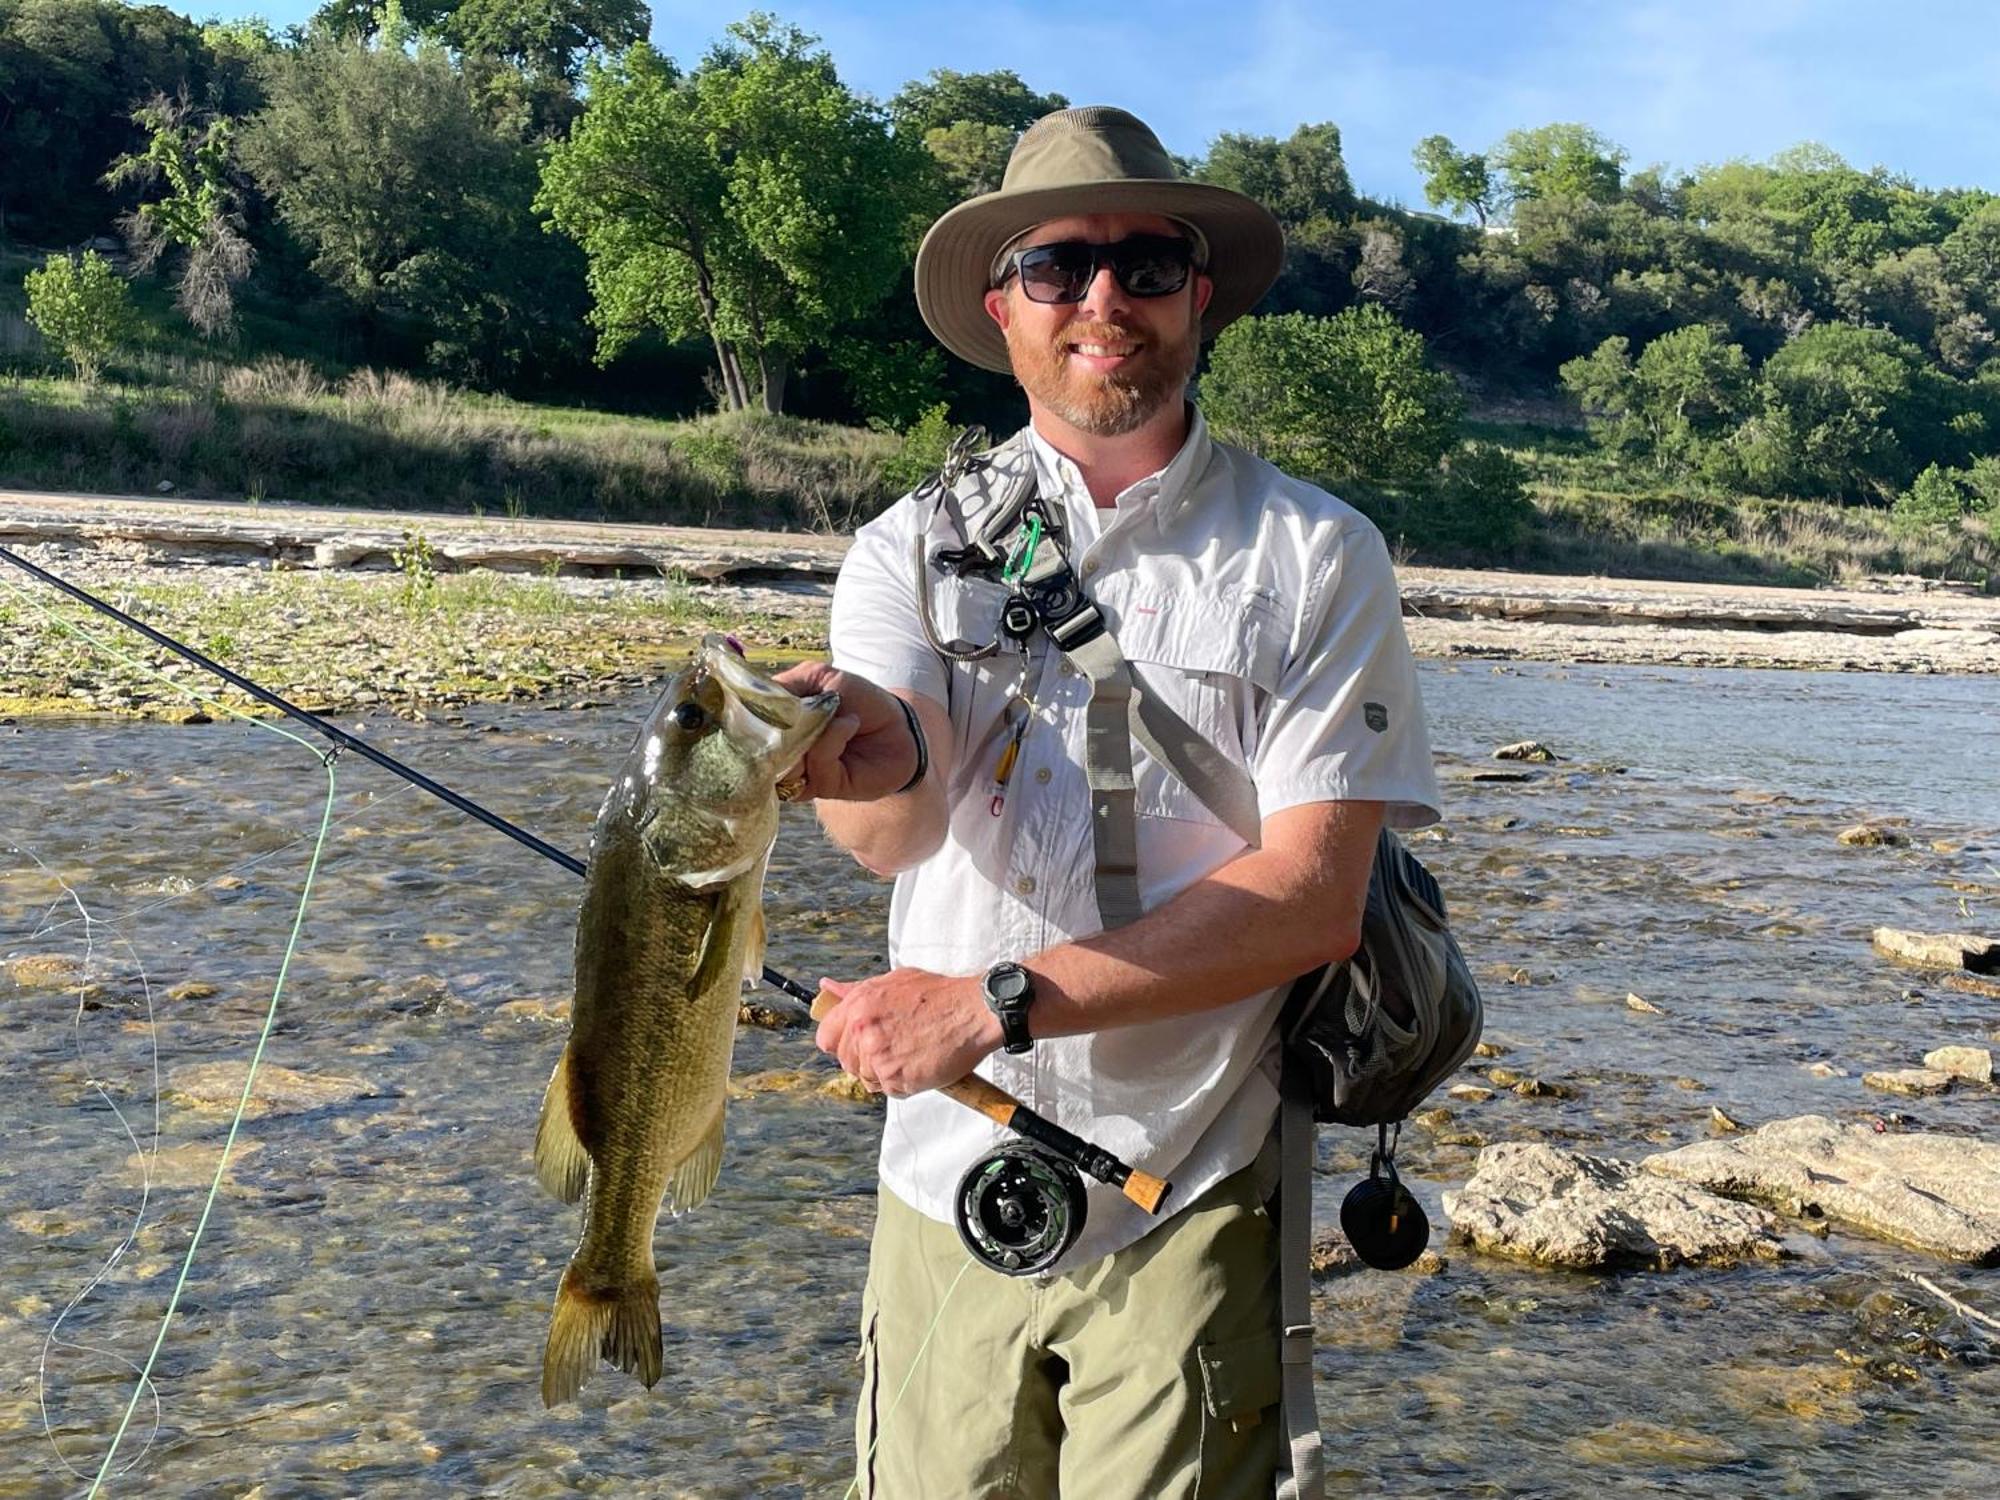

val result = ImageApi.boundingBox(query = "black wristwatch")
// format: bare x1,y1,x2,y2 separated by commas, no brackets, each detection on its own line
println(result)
981,961,1036,1055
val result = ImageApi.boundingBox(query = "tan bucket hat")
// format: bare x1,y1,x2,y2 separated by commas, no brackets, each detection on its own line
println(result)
914,106,1285,373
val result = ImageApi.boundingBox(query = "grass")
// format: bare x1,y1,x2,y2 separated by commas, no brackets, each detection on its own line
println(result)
0,565,813,721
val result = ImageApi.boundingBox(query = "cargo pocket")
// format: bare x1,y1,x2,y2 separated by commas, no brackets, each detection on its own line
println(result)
1195,1332,1282,1497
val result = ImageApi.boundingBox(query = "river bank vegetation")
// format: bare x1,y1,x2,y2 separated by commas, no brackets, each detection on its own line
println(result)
3,1,1998,587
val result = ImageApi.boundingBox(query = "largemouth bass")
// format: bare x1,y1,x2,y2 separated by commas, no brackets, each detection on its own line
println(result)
535,634,836,1406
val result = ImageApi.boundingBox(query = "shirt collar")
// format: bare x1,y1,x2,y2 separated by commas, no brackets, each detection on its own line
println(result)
1022,405,1213,538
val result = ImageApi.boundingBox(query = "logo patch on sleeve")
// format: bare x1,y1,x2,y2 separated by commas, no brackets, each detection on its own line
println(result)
1363,702,1389,733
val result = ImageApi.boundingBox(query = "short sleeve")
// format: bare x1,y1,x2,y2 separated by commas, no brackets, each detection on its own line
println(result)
1251,522,1442,830
828,501,950,710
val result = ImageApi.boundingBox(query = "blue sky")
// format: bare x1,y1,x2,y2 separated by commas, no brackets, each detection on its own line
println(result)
176,1,2000,208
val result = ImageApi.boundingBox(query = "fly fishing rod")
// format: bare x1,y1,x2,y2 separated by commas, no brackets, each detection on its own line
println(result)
0,544,1169,1268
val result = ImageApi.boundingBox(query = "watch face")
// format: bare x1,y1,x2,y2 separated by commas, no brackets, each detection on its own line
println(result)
988,964,1031,1005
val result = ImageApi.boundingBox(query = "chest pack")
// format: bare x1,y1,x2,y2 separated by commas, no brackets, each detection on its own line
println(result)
917,427,1483,1500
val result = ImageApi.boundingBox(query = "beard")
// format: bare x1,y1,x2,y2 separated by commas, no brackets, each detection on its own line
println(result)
1003,306,1201,437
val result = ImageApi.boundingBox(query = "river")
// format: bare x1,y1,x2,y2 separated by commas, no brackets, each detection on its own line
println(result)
1,659,1996,1498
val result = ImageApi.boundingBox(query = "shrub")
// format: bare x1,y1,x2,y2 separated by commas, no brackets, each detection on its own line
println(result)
1202,306,1462,484
1893,463,1973,532
22,252,139,382
1425,443,1536,553
878,402,957,500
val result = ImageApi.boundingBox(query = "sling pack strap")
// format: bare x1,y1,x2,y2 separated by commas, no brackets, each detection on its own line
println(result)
1276,1057,1326,1500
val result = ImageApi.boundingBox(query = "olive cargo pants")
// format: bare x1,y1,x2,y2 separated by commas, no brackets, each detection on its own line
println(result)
852,1166,1281,1499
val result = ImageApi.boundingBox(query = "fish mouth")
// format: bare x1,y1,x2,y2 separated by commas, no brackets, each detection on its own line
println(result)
698,634,839,764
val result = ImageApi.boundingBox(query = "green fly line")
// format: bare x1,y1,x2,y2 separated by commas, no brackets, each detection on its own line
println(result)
840,1253,975,1500
2,572,339,1497
7,567,975,1498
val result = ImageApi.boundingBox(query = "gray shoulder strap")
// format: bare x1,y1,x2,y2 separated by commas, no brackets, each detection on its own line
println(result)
1275,1059,1326,1500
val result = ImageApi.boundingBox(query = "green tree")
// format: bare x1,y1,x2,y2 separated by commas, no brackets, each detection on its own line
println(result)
0,0,242,242
1561,326,1753,474
538,21,931,413
1194,124,1356,318
1492,123,1627,208
1411,134,1493,226
23,249,137,380
105,92,254,338
885,67,1066,204
240,33,584,379
1743,321,1980,501
887,67,1065,138
1202,306,1462,483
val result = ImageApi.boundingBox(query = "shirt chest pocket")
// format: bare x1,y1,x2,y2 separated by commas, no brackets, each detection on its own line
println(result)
1110,587,1286,825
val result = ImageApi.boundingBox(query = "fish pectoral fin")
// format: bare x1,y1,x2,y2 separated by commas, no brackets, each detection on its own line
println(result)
677,845,762,892
533,1048,592,1204
664,1101,727,1215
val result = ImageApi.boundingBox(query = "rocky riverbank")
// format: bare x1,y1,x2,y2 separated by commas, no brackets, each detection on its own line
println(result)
3,487,1999,721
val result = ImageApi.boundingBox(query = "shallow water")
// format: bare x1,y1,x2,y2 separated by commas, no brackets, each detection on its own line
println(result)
2,660,1997,1498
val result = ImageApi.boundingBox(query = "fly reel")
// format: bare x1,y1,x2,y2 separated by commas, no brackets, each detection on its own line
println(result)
954,1142,1087,1275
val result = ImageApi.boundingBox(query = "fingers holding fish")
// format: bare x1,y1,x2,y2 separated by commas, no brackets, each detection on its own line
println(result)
772,662,929,801
814,968,1004,1098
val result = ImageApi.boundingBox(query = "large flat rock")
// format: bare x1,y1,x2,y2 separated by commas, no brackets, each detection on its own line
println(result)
1644,1114,2000,1265
1443,1142,1787,1270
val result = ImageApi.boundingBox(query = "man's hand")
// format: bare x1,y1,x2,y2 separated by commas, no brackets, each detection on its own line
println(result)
772,662,921,802
814,969,1002,1097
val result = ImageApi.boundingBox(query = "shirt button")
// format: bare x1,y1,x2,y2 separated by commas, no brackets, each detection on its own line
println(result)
1082,557,1101,576
1015,874,1036,896
1034,766,1052,784
1059,660,1075,677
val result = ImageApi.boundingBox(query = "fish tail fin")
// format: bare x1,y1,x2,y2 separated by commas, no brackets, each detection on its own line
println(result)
534,1047,591,1204
540,1261,662,1406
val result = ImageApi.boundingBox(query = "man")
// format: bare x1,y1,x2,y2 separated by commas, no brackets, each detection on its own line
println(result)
776,106,1441,1498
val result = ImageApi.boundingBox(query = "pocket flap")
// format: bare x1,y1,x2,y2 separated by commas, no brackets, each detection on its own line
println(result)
1197,1332,1281,1421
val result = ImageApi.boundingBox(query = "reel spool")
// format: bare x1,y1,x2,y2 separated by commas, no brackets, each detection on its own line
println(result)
954,1142,1087,1276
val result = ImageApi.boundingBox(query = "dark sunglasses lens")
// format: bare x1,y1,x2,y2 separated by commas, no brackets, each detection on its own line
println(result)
1017,244,1095,303
1111,239,1192,296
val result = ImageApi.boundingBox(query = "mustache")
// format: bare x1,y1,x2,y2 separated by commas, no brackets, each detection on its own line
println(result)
1054,323,1146,347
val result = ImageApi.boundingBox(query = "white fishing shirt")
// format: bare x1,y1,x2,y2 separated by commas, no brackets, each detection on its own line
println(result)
829,409,1443,1267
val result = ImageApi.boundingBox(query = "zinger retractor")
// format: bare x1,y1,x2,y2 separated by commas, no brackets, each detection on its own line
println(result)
954,1143,1087,1275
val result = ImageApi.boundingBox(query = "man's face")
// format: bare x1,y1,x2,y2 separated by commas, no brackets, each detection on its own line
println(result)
982,212,1214,438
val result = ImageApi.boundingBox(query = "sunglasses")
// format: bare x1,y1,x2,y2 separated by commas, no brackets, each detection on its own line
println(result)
996,234,1199,304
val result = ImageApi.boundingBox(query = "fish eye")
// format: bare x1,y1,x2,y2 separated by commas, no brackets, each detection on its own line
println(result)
671,702,707,733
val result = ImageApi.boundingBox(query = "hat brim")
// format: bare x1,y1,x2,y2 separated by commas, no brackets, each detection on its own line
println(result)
915,181,1285,374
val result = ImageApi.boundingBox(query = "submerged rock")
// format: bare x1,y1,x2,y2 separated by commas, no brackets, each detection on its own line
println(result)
1443,1142,1786,1270
1871,927,2000,974
1863,1067,1955,1096
1644,1114,2000,1264
1838,824,1909,847
167,1061,381,1118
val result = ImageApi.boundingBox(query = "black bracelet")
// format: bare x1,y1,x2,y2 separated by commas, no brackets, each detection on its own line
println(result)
893,695,929,795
